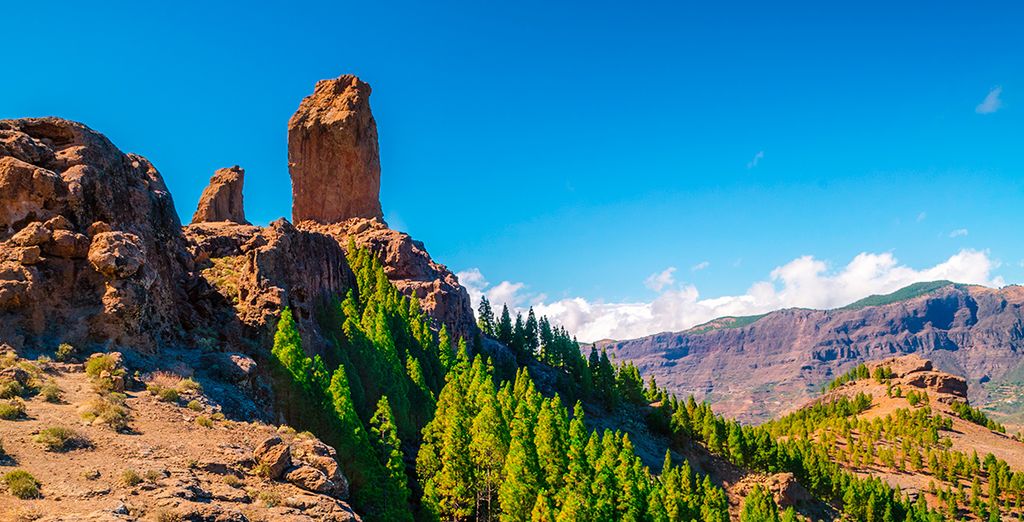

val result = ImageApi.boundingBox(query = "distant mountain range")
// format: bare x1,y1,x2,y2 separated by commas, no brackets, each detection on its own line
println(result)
598,281,1024,424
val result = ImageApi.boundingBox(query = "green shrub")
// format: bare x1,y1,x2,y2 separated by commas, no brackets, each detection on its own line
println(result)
85,354,124,392
211,412,225,421
3,469,40,499
153,510,183,522
121,469,142,487
39,381,62,403
34,426,84,452
0,378,24,399
195,415,213,428
257,489,281,507
144,469,164,482
186,400,203,412
0,399,26,420
79,393,130,432
157,388,179,403
55,343,75,362
178,378,202,394
223,474,243,488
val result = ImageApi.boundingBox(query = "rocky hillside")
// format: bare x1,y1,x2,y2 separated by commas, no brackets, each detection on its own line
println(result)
599,282,1024,424
0,73,479,520
768,354,1024,520
0,348,359,521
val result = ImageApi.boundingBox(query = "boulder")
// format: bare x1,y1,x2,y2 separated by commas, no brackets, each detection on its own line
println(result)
191,166,249,225
88,231,145,279
199,352,257,383
289,75,383,223
11,221,50,246
253,436,291,480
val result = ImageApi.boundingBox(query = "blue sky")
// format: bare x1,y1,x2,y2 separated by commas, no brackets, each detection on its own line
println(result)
4,1,1023,340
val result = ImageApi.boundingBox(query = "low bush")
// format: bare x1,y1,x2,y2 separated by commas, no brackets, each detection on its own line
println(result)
157,387,179,403
55,343,75,362
257,489,281,508
39,381,62,403
0,378,24,399
186,400,203,412
195,415,213,428
0,399,26,420
3,469,40,499
85,354,125,392
79,393,130,432
121,469,142,487
34,426,85,452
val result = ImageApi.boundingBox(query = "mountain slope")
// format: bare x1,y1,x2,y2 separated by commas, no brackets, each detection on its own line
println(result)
599,282,1024,424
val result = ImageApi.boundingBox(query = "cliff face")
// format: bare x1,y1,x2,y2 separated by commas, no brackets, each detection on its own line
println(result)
0,118,200,350
600,284,1024,423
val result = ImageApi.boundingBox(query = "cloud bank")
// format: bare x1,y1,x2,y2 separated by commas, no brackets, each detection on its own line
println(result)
457,249,1004,343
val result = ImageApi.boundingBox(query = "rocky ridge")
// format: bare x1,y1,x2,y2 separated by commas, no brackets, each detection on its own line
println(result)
600,283,1024,424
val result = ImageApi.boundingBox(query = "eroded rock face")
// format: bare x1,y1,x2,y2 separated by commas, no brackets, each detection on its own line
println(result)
289,75,383,223
0,118,200,350
184,218,356,356
192,166,249,225
299,218,478,342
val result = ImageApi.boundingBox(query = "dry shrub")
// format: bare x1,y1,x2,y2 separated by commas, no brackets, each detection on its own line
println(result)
79,393,130,431
3,469,40,499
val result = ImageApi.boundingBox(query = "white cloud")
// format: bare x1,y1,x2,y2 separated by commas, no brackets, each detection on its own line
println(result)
691,261,710,272
747,150,765,169
976,86,1003,114
949,228,969,238
644,267,677,292
458,249,1004,343
916,212,927,222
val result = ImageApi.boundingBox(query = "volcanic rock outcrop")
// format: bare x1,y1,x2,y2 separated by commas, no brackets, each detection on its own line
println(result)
300,217,478,341
600,283,1024,423
192,165,249,224
0,118,199,350
289,75,383,223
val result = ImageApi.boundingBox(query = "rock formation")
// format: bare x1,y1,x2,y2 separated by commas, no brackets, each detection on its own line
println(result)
289,75,383,223
192,165,249,224
601,283,1024,423
0,118,200,350
300,218,478,341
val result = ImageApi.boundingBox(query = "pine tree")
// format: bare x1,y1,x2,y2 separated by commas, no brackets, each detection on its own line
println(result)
534,396,569,495
478,295,496,336
531,490,557,522
558,403,593,521
369,396,412,521
497,305,514,347
525,307,540,356
471,390,509,520
272,308,311,387
740,484,780,522
499,402,541,521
